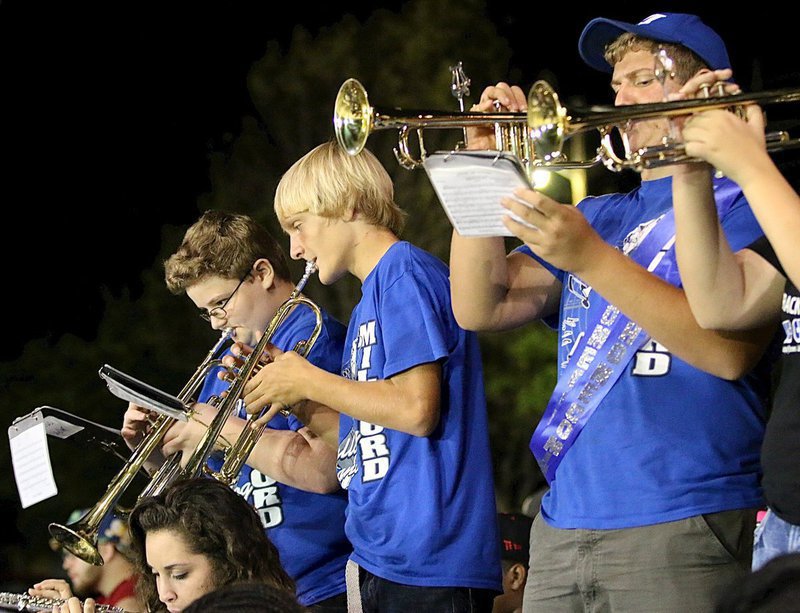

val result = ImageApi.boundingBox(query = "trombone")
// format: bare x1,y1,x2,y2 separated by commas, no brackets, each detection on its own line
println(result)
47,329,234,566
526,80,800,171
50,263,321,566
333,77,800,175
334,77,531,170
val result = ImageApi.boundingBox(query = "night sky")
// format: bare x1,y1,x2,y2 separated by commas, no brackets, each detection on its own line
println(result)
3,2,797,361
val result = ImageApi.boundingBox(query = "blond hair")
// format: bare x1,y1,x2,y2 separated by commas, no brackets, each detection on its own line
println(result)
164,210,291,294
604,33,707,83
274,142,406,235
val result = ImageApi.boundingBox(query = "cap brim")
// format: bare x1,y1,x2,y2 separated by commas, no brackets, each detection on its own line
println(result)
578,17,639,73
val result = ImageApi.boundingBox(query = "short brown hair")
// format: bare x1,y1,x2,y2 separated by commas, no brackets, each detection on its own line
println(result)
274,141,407,236
164,210,291,294
604,33,708,83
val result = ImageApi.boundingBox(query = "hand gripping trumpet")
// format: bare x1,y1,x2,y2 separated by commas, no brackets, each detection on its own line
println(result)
47,328,234,566
183,260,322,486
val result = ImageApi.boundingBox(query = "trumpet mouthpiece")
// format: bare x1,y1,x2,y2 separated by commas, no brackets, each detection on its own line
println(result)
290,261,318,298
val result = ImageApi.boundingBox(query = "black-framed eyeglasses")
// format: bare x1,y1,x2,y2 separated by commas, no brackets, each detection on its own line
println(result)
199,270,251,322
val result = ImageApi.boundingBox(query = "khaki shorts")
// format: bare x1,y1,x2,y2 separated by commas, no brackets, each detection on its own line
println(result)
523,509,756,613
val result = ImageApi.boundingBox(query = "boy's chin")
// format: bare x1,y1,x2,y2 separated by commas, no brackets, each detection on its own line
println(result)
317,266,344,286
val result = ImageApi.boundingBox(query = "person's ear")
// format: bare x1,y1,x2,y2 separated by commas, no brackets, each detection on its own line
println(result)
508,562,528,591
98,541,117,564
342,205,357,222
254,258,275,289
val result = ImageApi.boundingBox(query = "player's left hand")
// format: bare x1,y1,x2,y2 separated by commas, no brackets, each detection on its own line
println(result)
29,579,73,601
501,188,605,274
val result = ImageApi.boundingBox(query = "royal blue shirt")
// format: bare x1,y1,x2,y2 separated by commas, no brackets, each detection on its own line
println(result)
335,241,501,591
519,176,768,529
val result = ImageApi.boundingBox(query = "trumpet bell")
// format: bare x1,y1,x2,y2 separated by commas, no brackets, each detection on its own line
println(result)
335,78,373,155
527,80,568,163
529,81,800,170
48,521,104,566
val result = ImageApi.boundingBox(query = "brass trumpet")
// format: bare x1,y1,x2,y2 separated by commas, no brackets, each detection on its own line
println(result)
333,77,800,174
184,260,322,486
47,329,234,566
334,77,530,170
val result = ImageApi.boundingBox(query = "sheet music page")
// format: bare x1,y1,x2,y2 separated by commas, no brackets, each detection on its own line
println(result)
99,365,189,421
9,421,58,508
423,150,535,237
44,415,85,439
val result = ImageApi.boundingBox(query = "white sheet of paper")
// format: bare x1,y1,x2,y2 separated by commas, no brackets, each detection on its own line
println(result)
9,422,58,508
44,416,85,439
99,364,189,421
423,151,535,237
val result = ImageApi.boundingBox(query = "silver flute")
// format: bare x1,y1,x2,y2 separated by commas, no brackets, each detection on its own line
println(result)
0,591,126,612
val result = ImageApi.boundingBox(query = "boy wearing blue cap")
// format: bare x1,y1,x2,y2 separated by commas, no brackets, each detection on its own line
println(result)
30,510,140,611
450,12,772,612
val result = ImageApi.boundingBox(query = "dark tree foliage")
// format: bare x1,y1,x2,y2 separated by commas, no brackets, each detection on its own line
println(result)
2,0,563,584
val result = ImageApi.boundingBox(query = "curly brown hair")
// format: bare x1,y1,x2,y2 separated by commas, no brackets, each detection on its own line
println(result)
128,478,295,612
164,210,291,294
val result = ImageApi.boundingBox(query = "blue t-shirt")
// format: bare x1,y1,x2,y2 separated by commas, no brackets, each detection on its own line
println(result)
200,304,351,606
519,176,768,529
335,241,502,591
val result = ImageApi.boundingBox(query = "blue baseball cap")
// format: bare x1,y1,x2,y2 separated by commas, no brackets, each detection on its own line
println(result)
50,509,132,556
578,13,731,73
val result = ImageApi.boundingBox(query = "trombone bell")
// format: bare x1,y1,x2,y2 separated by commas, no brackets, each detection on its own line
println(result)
527,81,568,163
334,78,373,156
48,520,105,566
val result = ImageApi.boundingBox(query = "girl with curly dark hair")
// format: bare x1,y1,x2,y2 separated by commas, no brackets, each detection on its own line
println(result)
127,478,296,612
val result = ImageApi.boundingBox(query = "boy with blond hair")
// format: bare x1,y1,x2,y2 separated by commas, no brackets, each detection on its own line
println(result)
242,142,502,612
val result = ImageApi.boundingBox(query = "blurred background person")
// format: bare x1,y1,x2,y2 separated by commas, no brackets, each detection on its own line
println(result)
29,510,140,611
493,513,533,613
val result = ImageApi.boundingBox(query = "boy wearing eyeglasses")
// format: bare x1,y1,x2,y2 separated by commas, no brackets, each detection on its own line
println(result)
121,210,351,611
